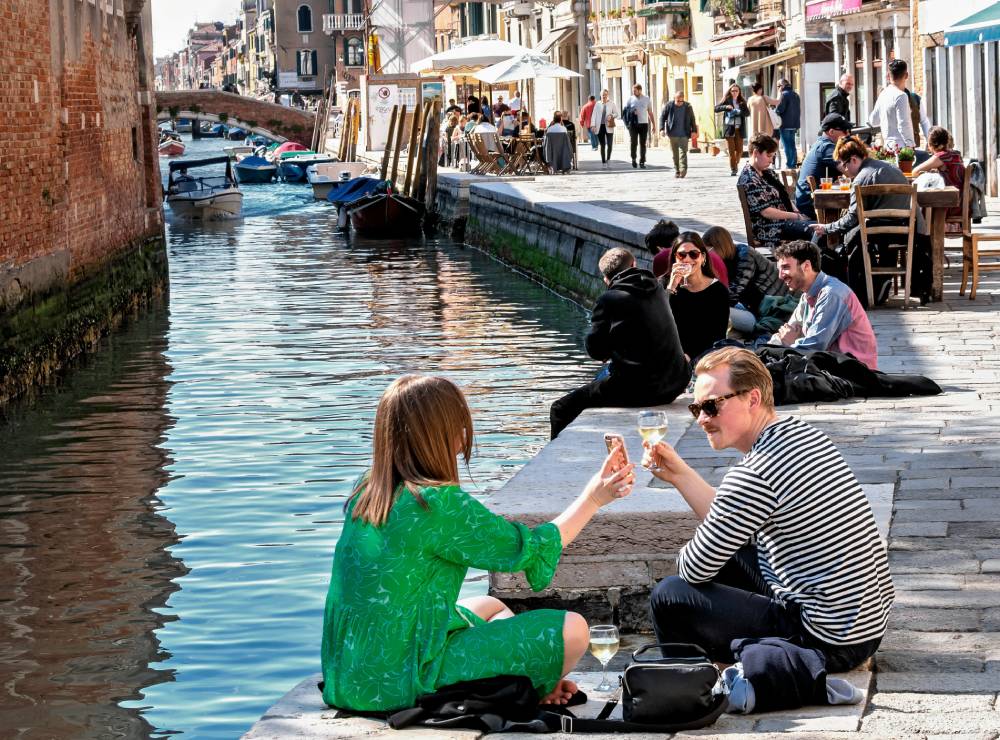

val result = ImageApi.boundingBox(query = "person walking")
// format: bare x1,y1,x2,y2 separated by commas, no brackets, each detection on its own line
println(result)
747,82,779,144
589,89,620,168
774,78,801,168
625,84,656,169
825,74,854,121
660,91,697,178
715,83,749,176
868,59,914,149
580,95,598,151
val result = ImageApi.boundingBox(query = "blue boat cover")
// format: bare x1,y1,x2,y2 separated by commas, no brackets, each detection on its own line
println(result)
326,176,386,206
235,155,274,169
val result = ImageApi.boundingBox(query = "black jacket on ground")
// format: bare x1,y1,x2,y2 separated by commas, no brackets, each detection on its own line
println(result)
586,267,688,391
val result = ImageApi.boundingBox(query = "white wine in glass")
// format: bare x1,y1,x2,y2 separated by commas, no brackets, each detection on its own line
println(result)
589,624,620,692
638,410,668,472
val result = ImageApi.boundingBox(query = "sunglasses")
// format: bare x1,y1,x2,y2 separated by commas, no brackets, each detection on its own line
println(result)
687,390,746,419
675,250,702,260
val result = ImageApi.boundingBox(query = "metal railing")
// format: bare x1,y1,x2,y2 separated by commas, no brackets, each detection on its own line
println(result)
322,13,365,32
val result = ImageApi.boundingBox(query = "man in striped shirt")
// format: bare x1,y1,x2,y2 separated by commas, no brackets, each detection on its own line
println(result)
645,347,893,676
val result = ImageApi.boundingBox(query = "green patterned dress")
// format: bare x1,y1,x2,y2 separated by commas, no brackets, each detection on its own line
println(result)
321,483,567,711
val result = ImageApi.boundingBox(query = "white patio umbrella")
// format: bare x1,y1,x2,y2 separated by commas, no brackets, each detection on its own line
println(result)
473,52,583,84
411,39,536,75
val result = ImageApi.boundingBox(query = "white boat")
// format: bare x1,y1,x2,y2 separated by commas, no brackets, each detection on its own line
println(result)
306,161,368,200
165,156,243,220
224,144,255,161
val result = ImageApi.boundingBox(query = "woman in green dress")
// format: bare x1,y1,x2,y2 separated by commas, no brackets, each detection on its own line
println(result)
322,374,635,712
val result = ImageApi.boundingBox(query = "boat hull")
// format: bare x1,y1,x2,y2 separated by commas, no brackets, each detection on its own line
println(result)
167,189,243,219
234,164,277,184
348,193,424,236
158,140,186,156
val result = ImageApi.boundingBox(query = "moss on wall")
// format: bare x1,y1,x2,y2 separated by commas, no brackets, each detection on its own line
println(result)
0,236,168,405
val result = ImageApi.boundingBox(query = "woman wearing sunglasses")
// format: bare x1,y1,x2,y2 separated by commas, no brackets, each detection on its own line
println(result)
653,232,730,363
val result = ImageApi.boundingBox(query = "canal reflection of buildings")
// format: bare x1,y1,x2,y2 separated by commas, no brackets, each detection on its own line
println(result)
0,310,187,738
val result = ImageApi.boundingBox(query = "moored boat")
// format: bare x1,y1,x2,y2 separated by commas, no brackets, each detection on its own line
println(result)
223,144,256,161
226,127,248,141
306,161,367,200
166,156,243,220
278,152,336,183
158,131,185,156
347,187,425,237
234,155,278,184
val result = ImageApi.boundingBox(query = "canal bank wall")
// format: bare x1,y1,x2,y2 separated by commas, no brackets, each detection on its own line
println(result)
1,1,166,404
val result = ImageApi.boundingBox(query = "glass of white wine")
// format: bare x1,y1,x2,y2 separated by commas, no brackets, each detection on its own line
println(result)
589,624,620,692
637,410,668,471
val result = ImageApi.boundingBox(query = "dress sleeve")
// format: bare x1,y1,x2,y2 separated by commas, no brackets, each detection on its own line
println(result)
677,466,778,583
424,486,562,592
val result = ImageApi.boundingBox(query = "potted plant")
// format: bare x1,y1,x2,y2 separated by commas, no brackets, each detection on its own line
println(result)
897,146,915,174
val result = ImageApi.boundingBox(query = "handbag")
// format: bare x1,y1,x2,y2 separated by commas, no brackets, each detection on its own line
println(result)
768,106,782,129
606,114,616,130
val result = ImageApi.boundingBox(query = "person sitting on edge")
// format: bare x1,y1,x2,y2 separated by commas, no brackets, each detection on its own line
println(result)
550,248,689,439
702,225,790,334
769,240,878,369
647,219,730,286
795,113,852,219
323,374,636,712
655,232,730,363
912,126,965,222
645,347,893,711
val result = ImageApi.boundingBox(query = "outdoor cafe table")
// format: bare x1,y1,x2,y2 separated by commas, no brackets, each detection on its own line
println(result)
813,186,960,302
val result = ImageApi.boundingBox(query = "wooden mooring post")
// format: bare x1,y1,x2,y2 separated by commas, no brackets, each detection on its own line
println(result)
379,105,398,182
389,104,406,185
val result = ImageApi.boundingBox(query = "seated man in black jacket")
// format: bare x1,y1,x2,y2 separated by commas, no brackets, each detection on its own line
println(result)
550,248,689,438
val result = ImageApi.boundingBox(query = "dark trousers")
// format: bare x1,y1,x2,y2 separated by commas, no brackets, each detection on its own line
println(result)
550,373,686,439
778,218,818,241
629,123,649,165
649,545,881,674
597,125,613,162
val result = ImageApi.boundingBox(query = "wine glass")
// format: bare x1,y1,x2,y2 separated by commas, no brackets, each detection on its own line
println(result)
638,410,668,470
589,624,620,692
678,262,693,288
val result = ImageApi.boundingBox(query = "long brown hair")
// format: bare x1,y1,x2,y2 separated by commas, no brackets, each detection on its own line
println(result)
350,375,474,526
668,231,716,279
702,226,737,262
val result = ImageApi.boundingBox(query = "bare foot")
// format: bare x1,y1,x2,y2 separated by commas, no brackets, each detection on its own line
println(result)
540,678,578,705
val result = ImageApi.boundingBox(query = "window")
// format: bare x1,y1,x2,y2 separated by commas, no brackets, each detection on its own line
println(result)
131,126,139,161
692,76,704,94
297,48,316,76
345,37,364,67
297,4,313,33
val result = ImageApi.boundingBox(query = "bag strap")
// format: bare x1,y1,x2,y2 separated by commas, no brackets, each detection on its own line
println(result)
631,642,710,661
539,696,727,734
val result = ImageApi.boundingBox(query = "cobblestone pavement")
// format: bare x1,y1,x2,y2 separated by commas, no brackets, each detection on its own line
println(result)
523,149,1000,738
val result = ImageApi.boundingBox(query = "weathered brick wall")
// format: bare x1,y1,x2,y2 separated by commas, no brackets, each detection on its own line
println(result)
0,0,162,281
155,90,316,145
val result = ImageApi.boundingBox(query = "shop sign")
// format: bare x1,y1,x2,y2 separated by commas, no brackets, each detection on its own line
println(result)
805,0,862,20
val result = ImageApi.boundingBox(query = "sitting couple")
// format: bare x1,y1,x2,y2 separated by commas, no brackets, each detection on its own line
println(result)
323,349,893,716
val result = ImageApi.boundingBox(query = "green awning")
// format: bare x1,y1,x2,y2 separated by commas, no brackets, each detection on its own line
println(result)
944,1,1000,46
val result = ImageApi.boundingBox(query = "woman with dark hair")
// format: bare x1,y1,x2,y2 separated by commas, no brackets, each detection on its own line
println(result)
479,95,493,124
466,95,480,115
737,133,816,251
322,375,635,713
653,232,730,361
715,83,750,175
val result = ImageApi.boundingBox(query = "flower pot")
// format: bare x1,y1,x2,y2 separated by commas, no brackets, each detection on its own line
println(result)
898,159,913,174
710,143,720,156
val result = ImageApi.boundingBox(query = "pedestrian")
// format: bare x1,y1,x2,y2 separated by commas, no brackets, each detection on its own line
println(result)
492,95,509,120
579,95,598,151
715,83,749,176
825,74,854,121
589,89,620,168
466,95,480,115
747,82,779,143
509,90,522,115
660,90,697,178
867,59,913,150
624,84,656,169
444,98,462,116
774,78,801,168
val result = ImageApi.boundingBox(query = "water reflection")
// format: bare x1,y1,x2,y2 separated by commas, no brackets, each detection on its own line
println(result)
0,310,185,739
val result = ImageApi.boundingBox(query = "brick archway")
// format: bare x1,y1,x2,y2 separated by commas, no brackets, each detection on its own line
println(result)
155,91,316,146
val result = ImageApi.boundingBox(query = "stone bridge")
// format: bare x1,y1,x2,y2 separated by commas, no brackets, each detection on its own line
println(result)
155,90,316,145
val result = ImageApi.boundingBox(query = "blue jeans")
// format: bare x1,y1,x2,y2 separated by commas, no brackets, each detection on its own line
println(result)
588,129,599,150
779,128,798,168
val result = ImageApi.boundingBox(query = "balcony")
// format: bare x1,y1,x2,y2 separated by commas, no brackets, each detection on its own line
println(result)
323,13,365,33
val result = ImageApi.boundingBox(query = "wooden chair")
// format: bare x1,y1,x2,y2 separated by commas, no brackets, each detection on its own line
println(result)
498,136,530,175
737,185,762,250
856,183,918,308
806,175,817,193
779,168,798,198
956,161,1000,298
468,133,503,175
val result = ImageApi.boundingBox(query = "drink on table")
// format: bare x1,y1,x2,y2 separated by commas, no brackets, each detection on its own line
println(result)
820,177,833,190
589,624,620,692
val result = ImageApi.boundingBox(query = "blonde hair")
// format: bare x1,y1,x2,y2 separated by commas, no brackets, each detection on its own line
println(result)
695,347,775,410
350,375,473,526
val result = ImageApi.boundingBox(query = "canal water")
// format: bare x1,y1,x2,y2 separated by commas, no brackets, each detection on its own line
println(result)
0,135,594,738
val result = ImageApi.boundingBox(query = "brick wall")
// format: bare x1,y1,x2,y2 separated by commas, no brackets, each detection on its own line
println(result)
155,90,316,145
0,0,162,283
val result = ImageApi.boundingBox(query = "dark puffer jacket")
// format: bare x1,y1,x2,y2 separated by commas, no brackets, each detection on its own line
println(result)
586,267,689,394
727,242,791,315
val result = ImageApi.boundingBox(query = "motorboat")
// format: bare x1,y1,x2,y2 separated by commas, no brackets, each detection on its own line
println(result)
269,141,308,161
199,122,226,138
306,161,367,200
234,155,277,184
175,118,193,133
158,131,185,157
347,186,425,237
226,127,248,141
278,152,337,183
223,144,256,161
327,176,386,228
165,156,243,220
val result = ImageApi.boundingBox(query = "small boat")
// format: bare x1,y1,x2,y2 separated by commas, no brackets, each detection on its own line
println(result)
223,144,256,161
269,141,308,162
226,127,248,141
327,176,385,228
306,161,367,200
175,118,193,133
278,152,336,183
234,155,278,184
199,122,226,138
165,156,243,220
347,186,425,237
158,131,185,156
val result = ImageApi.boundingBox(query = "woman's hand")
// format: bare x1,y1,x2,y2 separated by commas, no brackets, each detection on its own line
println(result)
584,446,635,507
642,441,690,484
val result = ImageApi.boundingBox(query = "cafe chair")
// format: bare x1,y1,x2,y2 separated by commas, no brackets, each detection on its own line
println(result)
856,183,918,309
468,133,503,176
955,160,1000,298
737,185,763,250
779,168,798,198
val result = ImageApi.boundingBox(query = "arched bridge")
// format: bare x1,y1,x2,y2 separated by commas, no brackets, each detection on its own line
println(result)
155,90,316,145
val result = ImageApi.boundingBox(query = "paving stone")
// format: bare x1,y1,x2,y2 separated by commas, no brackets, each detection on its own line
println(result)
895,590,999,609
952,522,1000,538
892,573,965,590
893,498,962,510
889,550,981,574
876,672,1000,693
895,509,1000,523
887,607,982,632
869,691,996,713
983,560,1000,573
860,710,1000,735
891,522,949,537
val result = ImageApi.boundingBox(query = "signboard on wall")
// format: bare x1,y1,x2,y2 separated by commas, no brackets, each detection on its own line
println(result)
805,0,862,20
421,81,444,108
367,84,398,151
